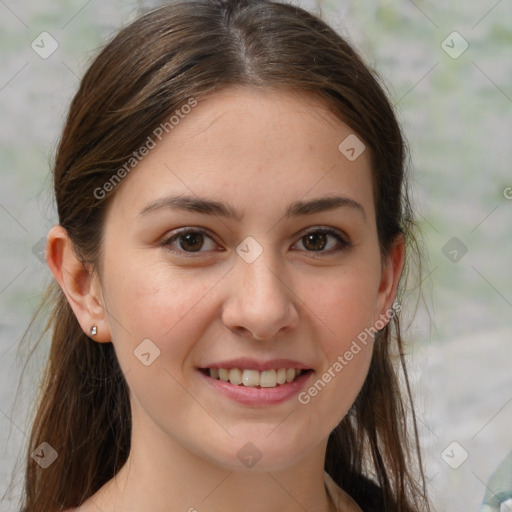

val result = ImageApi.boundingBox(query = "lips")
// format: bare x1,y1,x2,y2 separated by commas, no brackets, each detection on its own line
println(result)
197,366,314,406
196,357,314,403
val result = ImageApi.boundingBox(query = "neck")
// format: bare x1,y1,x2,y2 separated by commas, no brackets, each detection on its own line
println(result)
91,410,334,512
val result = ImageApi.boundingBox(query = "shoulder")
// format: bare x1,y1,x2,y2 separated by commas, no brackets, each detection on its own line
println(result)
325,471,363,512
324,470,385,512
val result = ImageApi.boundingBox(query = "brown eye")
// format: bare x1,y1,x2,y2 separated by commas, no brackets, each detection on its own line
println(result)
162,228,218,256
178,232,205,252
294,228,351,254
302,232,328,251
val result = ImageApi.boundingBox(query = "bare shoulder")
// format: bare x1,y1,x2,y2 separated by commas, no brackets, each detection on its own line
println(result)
63,477,116,512
62,503,98,512
324,471,363,512
65,506,99,512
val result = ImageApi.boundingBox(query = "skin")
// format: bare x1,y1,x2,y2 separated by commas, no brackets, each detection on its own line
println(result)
47,86,405,512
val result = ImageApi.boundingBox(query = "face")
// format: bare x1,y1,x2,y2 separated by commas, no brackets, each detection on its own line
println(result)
92,87,399,471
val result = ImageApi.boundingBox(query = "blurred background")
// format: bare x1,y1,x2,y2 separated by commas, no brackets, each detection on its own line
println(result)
0,1,511,510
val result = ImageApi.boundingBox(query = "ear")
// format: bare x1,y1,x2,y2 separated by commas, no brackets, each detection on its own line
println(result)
374,234,405,325
46,225,111,343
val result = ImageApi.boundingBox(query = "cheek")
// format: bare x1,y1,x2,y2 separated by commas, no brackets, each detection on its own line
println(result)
297,300,376,434
102,256,217,372
101,262,219,430
309,263,382,347
295,263,381,419
320,281,377,366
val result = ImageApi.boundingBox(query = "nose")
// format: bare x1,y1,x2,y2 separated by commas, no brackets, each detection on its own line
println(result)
221,251,300,341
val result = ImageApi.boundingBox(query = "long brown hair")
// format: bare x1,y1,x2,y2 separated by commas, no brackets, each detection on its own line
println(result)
13,1,430,510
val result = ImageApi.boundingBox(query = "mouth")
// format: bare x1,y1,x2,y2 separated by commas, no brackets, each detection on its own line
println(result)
198,367,313,388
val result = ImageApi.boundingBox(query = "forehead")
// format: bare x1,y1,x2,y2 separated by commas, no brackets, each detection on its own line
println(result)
105,86,375,224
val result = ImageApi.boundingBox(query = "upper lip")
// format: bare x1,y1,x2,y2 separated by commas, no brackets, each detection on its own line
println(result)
199,358,312,372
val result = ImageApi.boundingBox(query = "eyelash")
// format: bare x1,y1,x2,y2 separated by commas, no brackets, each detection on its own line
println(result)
161,227,351,258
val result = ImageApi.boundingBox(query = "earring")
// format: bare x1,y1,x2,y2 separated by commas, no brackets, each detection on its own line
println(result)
90,326,98,337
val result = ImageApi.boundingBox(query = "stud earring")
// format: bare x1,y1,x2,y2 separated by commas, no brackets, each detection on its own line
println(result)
90,326,97,337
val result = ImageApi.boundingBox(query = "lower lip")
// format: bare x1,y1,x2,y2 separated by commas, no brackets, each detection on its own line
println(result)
197,369,313,406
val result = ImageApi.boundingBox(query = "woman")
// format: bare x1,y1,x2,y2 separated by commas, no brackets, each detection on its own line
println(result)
18,1,431,510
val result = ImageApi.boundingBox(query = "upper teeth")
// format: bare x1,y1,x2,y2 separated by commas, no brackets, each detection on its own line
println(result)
208,368,303,388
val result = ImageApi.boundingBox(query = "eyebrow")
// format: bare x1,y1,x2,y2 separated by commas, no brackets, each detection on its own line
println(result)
138,194,366,222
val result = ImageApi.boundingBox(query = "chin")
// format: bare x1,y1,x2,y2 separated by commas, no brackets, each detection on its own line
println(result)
201,437,312,473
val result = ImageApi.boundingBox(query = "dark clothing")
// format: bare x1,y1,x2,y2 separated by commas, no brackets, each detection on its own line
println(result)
351,473,385,511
